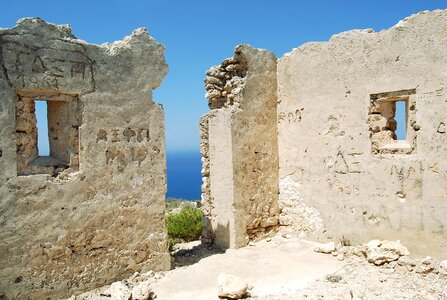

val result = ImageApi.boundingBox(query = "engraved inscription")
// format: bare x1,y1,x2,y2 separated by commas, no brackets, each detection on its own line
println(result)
330,149,364,174
32,55,46,73
278,108,304,124
96,128,152,171
326,115,345,136
334,151,349,174
96,128,150,144
437,122,446,134
390,163,423,201
5,46,95,94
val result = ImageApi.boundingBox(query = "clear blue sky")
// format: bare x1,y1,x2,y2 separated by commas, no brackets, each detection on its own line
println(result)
3,1,447,152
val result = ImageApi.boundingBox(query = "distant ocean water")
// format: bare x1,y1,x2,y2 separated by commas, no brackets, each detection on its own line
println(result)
166,150,202,200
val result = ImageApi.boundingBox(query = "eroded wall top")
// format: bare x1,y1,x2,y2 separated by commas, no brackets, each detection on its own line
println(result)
0,18,167,96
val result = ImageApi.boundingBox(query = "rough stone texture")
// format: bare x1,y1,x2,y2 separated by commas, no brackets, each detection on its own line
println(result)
68,271,157,300
314,242,336,254
0,18,170,299
277,10,447,257
217,273,249,299
200,45,279,248
365,240,410,265
278,176,323,233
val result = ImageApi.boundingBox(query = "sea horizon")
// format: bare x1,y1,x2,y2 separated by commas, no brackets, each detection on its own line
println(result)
166,149,202,201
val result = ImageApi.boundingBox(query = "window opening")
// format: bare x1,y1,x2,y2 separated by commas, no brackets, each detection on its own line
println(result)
369,89,416,155
395,101,407,140
35,100,50,156
15,92,81,176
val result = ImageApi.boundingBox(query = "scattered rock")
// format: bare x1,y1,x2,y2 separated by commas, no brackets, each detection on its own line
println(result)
266,237,272,242
367,240,382,249
338,246,349,255
154,274,162,280
314,242,336,254
248,241,256,246
104,282,132,300
366,240,409,265
281,233,292,239
217,273,250,299
337,254,345,261
440,260,447,270
394,265,409,274
325,274,343,283
439,260,447,275
397,255,417,269
414,257,438,275
352,244,368,258
131,281,154,300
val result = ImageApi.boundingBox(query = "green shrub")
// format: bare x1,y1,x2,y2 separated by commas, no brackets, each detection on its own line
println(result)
166,207,202,249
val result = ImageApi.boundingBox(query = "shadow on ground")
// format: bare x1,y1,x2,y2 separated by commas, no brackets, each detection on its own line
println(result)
171,240,226,268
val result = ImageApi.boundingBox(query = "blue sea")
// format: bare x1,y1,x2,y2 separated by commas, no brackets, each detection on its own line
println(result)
166,150,202,200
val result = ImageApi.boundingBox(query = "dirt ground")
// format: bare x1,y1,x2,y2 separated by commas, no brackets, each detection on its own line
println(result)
72,233,447,300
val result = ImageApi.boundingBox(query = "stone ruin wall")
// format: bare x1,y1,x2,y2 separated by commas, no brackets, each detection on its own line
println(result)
1,9,446,299
277,10,447,257
201,45,279,248
202,10,447,257
0,18,170,299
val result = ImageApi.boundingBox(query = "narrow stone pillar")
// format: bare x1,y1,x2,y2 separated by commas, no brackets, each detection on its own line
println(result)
200,45,279,248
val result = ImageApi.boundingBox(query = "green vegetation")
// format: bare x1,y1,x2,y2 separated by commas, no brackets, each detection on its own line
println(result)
166,200,202,250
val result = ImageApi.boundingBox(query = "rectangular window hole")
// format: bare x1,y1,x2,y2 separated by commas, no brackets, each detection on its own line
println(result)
35,100,50,156
15,92,81,176
369,89,416,155
395,100,407,140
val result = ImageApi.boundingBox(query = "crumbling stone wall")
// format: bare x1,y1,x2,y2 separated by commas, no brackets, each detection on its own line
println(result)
277,10,447,257
0,18,169,299
201,45,279,248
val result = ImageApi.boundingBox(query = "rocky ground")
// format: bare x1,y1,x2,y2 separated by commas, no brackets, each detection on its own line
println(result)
70,233,447,300
253,253,447,300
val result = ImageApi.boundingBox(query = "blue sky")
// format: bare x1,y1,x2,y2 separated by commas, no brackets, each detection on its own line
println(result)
3,1,447,152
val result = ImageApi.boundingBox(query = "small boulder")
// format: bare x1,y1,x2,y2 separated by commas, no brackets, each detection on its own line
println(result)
414,257,438,275
366,240,409,265
440,260,447,270
314,242,336,254
439,260,447,275
281,233,292,239
325,274,342,283
397,255,417,268
394,265,409,274
131,281,154,300
217,273,250,299
352,245,368,258
380,240,410,256
104,282,132,300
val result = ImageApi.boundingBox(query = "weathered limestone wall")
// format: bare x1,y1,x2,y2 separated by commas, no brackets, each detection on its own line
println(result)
201,45,279,248
0,18,170,299
277,10,447,257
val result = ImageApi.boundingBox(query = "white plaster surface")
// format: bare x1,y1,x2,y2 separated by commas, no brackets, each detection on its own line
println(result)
277,9,447,257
